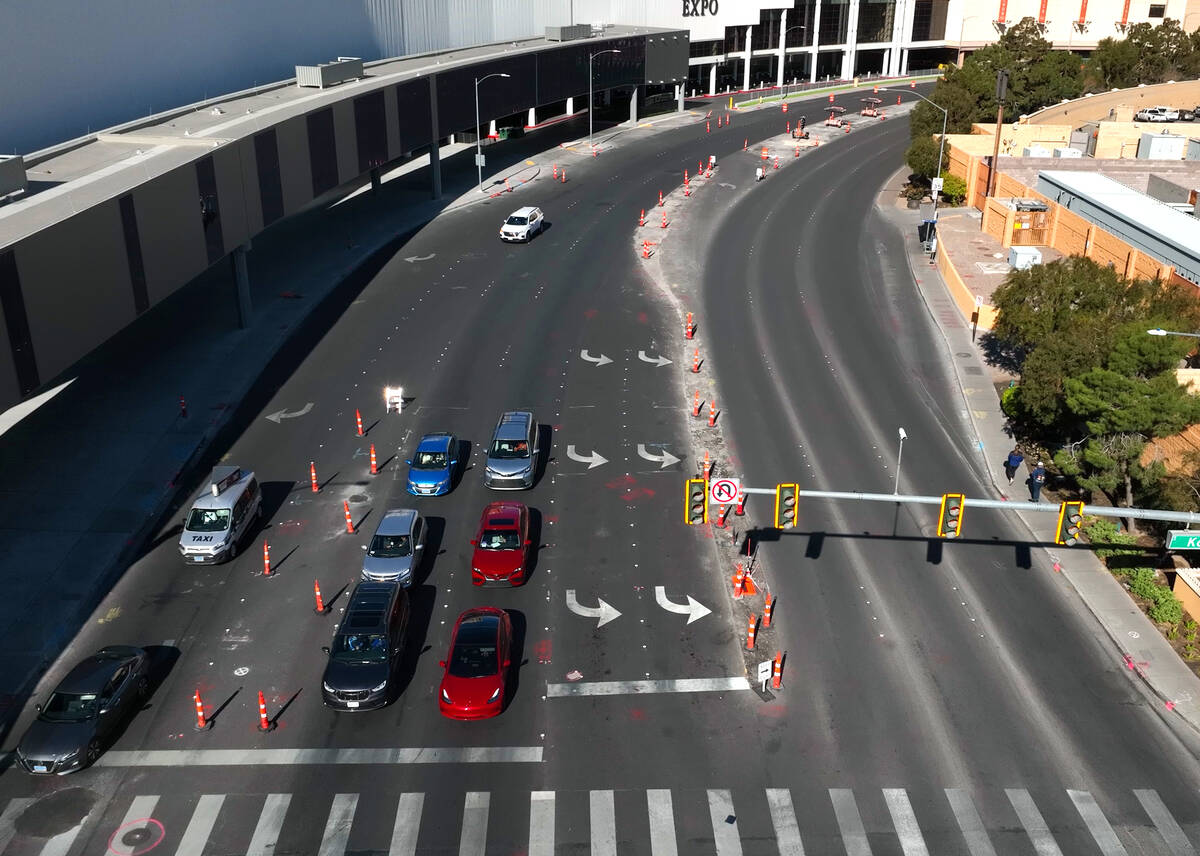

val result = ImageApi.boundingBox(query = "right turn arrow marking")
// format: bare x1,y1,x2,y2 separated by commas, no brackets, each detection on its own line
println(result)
654,586,712,624
637,445,681,469
566,590,622,627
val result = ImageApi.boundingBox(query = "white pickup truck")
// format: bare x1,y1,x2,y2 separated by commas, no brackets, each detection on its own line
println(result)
1134,106,1180,122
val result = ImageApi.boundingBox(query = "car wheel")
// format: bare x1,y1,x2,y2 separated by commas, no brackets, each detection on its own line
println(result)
228,540,238,560
85,739,101,768
256,502,263,520
136,676,149,699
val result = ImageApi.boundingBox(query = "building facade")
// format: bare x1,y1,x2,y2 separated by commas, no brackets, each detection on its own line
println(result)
3,0,1200,156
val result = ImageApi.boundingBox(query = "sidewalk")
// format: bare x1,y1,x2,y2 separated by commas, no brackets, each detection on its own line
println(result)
876,169,1200,735
0,108,683,737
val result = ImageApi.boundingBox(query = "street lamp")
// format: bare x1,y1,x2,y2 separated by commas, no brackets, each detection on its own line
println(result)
1148,328,1200,339
878,87,949,218
894,427,908,495
779,25,807,100
589,49,621,150
474,72,511,193
957,15,983,64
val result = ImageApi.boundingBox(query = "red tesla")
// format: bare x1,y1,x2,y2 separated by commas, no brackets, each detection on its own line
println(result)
438,608,512,719
469,501,532,586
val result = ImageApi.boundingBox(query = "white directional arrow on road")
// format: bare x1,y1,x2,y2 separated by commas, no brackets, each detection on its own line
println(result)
265,403,314,423
718,182,737,189
580,350,613,367
566,590,622,627
403,253,436,263
654,587,712,624
566,445,609,469
637,445,681,469
637,350,673,368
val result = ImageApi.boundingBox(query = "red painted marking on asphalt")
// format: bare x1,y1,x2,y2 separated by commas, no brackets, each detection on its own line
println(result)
584,308,598,319
630,708,647,720
545,514,560,524
1166,700,1177,710
553,424,562,431
534,639,552,664
606,475,636,490
758,703,788,717
637,312,649,324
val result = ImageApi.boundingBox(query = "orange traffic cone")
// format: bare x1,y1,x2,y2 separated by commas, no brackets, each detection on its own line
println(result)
746,614,758,650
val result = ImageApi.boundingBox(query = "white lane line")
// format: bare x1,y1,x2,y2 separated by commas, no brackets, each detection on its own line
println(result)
830,789,872,856
528,791,554,856
766,789,805,855
1133,789,1195,856
118,795,160,831
96,746,543,766
884,789,929,856
390,793,424,856
247,794,292,856
176,795,225,856
591,790,617,856
38,820,85,856
1067,790,1128,856
708,790,744,856
0,798,33,852
1006,789,1063,856
944,789,998,856
318,794,358,856
546,677,751,697
647,790,679,856
460,792,489,856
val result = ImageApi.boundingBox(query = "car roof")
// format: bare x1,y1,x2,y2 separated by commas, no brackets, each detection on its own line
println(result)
511,206,538,216
483,502,523,525
494,411,533,440
55,649,136,694
454,611,502,644
416,433,453,452
377,509,417,535
341,582,402,632
190,466,254,509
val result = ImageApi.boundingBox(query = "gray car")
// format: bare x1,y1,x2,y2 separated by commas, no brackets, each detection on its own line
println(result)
361,509,426,585
16,646,149,774
483,411,538,489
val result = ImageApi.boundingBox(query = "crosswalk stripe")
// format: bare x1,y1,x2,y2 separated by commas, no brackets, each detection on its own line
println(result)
319,794,358,856
708,790,743,856
528,791,554,856
1006,789,1063,856
177,795,225,856
591,790,617,856
830,789,872,856
0,798,33,853
883,789,929,856
390,793,424,856
1068,790,1129,856
118,795,160,830
246,794,292,856
38,821,84,856
647,790,678,856
459,792,489,856
1133,789,1195,856
944,789,998,856
765,789,805,856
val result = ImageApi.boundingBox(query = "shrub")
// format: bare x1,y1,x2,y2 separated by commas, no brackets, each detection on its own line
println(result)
939,171,967,205
1127,567,1160,600
1082,517,1141,560
1150,593,1184,626
1000,384,1020,418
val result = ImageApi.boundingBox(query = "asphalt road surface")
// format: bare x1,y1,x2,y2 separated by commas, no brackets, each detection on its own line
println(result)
2,93,1200,855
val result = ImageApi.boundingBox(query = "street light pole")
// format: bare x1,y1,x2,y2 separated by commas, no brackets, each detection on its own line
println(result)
877,86,948,215
778,25,807,102
894,427,907,495
589,49,621,151
1148,328,1200,339
474,72,511,193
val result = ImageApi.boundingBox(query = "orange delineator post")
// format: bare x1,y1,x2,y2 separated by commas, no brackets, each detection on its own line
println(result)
263,541,271,576
708,399,717,427
743,139,747,151
343,500,354,534
763,593,775,627
256,690,272,732
369,444,378,475
716,504,729,528
703,451,712,480
639,209,646,227
706,120,710,133
692,391,701,417
692,350,701,373
732,563,746,598
355,409,364,437
734,492,747,516
661,210,668,229
314,580,326,613
685,312,695,339
553,164,558,179
194,689,207,730
561,169,567,183
772,652,783,689
310,462,319,493
658,190,664,207
746,614,758,650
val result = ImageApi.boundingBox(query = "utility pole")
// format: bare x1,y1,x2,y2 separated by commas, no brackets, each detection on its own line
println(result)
986,69,1009,198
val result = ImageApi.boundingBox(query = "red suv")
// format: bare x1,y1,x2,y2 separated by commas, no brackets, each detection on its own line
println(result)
470,502,531,586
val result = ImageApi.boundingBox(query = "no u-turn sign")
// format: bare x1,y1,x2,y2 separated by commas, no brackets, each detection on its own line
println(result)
710,478,741,504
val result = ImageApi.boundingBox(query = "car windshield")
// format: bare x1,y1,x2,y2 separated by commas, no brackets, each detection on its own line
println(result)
369,534,411,558
39,692,98,722
490,439,530,459
505,215,528,226
331,634,388,662
478,529,520,550
414,451,447,469
448,643,498,678
185,508,230,532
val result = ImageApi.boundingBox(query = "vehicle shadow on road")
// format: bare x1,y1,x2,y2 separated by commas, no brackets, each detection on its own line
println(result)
391,583,437,705
505,609,527,711
534,424,553,486
524,507,544,584
455,439,474,488
414,517,445,587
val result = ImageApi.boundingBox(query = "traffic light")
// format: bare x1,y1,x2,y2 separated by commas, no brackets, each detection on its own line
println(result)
1056,501,1085,545
774,483,799,529
938,493,965,538
685,478,708,525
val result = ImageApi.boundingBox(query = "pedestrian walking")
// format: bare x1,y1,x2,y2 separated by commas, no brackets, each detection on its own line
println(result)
1004,447,1024,485
1029,461,1047,502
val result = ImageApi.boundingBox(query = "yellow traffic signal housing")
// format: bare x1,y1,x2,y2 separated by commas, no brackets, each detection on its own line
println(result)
775,483,799,529
938,493,965,538
685,478,708,525
1056,501,1085,545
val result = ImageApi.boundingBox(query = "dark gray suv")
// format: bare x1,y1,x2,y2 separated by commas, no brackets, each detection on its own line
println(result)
321,582,410,711
484,411,538,489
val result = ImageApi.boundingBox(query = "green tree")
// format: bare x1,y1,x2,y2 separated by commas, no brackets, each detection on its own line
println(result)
1086,36,1141,89
939,172,967,205
904,136,944,179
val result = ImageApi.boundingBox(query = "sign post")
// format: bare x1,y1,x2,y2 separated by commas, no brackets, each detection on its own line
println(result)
757,660,772,692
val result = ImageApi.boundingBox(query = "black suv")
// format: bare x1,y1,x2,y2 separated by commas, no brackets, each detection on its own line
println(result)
321,581,410,710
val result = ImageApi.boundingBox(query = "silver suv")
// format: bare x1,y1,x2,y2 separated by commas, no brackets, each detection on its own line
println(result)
484,411,538,489
361,509,426,585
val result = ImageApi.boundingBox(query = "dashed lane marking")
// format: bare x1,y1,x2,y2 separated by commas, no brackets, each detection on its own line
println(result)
96,747,543,767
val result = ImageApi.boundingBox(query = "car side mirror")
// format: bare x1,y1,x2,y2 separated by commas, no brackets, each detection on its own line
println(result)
438,660,447,668
470,539,477,546
322,646,330,654
450,459,457,465
415,544,423,550
99,708,110,715
361,545,368,550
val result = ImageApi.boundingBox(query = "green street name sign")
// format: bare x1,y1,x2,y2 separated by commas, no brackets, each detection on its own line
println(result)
1168,530,1200,550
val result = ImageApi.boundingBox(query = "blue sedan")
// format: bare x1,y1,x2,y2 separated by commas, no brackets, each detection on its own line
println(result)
406,433,459,496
